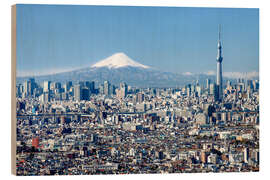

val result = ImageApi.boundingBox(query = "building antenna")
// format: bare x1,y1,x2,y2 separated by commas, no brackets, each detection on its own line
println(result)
218,24,221,43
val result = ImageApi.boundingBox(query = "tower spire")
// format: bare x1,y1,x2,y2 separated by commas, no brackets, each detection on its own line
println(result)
217,24,223,62
216,24,223,102
217,24,222,49
218,24,221,42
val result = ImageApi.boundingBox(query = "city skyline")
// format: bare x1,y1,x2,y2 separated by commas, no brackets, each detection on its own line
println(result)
13,5,260,175
16,5,259,77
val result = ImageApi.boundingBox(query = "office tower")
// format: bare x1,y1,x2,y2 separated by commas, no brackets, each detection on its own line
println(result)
116,83,126,100
16,84,23,97
19,84,24,95
85,81,92,96
186,88,191,97
85,81,95,93
74,84,82,101
191,85,195,92
210,83,219,101
64,81,72,92
90,81,95,93
44,92,51,102
23,81,28,97
29,78,35,96
214,85,219,101
43,81,51,93
196,85,201,97
78,81,85,87
40,91,50,103
81,87,90,100
104,81,111,96
110,85,115,95
209,83,215,95
85,81,91,89
206,79,211,89
120,82,128,98
54,82,61,89
216,25,223,102
24,78,36,96
99,84,104,94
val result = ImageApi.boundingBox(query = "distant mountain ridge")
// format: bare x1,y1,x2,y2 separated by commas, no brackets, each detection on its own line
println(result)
16,52,258,87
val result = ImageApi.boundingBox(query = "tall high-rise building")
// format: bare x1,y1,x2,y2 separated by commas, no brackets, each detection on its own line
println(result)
90,81,95,93
74,84,82,101
191,85,195,93
196,85,202,97
99,84,104,94
85,81,95,93
209,83,219,101
24,78,36,97
43,81,51,93
16,84,23,97
54,82,61,89
85,81,91,89
185,84,191,97
116,82,127,99
43,92,51,103
110,85,115,95
81,87,90,100
104,81,111,96
64,81,72,92
209,83,215,95
216,25,223,102
120,82,127,98
206,79,211,90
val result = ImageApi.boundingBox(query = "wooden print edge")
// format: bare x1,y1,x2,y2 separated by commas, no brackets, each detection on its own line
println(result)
11,4,17,176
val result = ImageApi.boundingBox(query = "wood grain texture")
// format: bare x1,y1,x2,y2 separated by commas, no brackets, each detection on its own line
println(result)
11,4,16,175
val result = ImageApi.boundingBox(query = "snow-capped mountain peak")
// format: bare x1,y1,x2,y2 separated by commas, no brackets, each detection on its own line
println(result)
91,52,150,69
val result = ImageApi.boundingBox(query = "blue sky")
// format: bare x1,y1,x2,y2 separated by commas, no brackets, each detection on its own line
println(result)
16,4,259,76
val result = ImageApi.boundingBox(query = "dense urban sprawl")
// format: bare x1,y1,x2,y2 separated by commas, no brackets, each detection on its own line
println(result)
15,78,259,175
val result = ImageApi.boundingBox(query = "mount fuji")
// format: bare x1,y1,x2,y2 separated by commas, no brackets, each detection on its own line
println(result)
91,52,150,69
17,52,212,87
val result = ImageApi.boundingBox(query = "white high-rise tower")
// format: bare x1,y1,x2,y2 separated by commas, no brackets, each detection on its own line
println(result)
216,25,223,102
